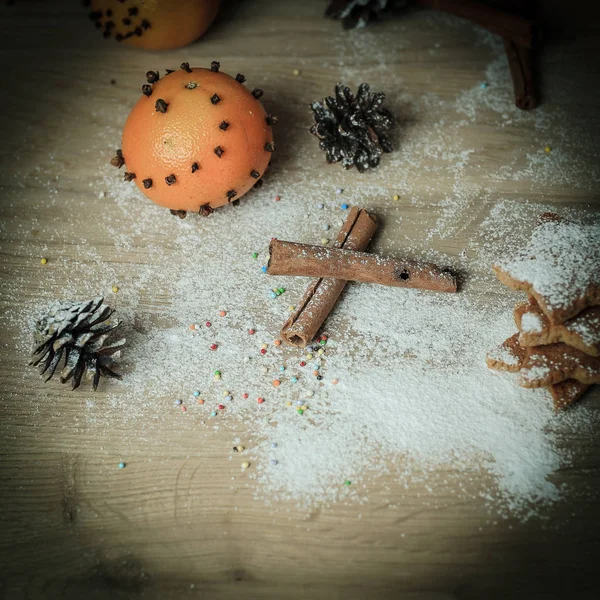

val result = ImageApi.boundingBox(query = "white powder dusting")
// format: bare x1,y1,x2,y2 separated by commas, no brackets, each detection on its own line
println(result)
494,220,600,315
521,311,544,334
2,10,600,522
567,309,600,350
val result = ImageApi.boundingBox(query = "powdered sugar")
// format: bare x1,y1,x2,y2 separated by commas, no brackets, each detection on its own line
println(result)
521,311,543,334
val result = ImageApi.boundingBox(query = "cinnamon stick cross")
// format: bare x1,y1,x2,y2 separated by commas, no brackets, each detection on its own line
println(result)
270,207,457,347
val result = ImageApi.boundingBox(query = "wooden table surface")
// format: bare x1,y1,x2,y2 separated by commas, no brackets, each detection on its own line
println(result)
1,1,600,599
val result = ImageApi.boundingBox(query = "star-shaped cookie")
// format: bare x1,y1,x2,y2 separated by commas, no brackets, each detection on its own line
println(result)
514,298,600,357
493,216,600,324
486,334,593,409
487,333,598,402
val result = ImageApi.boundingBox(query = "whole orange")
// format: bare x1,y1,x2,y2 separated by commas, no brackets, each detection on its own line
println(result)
88,0,221,50
118,63,276,214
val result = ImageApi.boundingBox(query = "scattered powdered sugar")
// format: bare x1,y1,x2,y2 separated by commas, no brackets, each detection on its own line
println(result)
487,343,521,368
2,10,600,523
568,309,600,349
521,311,544,334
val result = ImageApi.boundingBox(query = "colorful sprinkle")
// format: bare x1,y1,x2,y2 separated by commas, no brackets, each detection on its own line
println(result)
300,361,306,367
214,374,221,380
317,203,324,209
317,348,324,355
317,375,323,380
205,321,211,327
269,291,277,299
219,310,227,317
112,285,119,293
292,68,301,76
278,287,285,294
225,395,232,401
392,194,400,201
270,459,278,466
279,366,285,372
242,393,249,399
312,370,319,376
40,257,48,265
252,252,258,258
321,238,329,244
272,380,281,387
301,405,308,411
274,339,281,346
271,442,278,448
241,461,250,469
193,391,200,397
257,397,265,404
248,328,256,335
344,480,351,486
261,343,268,349
297,408,304,415
210,411,217,417
289,305,295,312
341,203,348,210
118,462,126,469
323,224,330,231
261,266,267,273
286,401,292,407
181,406,187,412
335,188,344,195
198,398,205,405
306,353,313,360
210,343,218,351
545,145,552,153
332,379,339,384
214,370,221,376
480,82,488,89
291,377,298,383
218,404,225,410
174,399,182,406
234,445,245,452
275,195,281,201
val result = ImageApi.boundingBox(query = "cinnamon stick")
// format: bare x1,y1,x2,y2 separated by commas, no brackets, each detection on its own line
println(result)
280,207,378,348
503,38,537,110
268,240,457,293
416,0,534,48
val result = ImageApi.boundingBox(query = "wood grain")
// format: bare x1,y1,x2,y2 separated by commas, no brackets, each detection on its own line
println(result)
1,1,600,599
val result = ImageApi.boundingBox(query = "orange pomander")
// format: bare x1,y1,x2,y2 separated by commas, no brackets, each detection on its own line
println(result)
115,62,276,216
89,0,221,51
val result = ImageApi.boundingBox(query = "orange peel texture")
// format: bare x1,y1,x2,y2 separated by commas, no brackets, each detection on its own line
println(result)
119,64,275,213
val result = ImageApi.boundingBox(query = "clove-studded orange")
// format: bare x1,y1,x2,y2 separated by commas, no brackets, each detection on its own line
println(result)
116,62,276,216
89,0,221,51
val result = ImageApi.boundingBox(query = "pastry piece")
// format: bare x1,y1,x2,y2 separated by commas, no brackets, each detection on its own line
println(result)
514,298,600,357
493,216,600,324
486,332,526,372
516,342,600,388
486,334,594,409
548,379,591,411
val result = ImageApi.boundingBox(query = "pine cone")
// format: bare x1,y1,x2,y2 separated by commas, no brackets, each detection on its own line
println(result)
325,0,408,29
30,297,125,390
309,83,395,172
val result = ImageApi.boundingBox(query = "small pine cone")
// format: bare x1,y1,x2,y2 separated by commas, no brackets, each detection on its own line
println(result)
30,297,125,390
309,82,395,172
325,0,408,29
